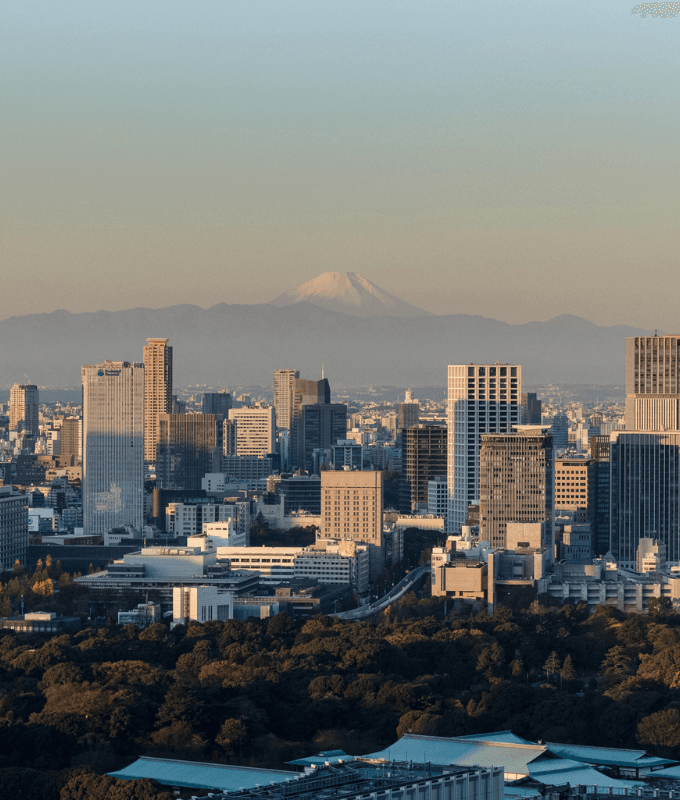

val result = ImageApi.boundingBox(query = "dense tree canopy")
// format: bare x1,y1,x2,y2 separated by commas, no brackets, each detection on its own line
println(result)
3,596,680,794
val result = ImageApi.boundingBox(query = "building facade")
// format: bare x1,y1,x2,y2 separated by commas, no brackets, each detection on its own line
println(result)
610,431,680,569
143,338,173,462
228,406,276,457
0,485,29,572
9,384,39,438
156,413,218,490
625,335,680,431
202,392,232,416
301,404,347,472
479,426,554,549
273,369,300,431
400,425,447,513
82,361,144,539
447,364,521,532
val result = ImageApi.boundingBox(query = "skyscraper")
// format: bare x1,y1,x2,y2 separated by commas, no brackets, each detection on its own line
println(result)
479,426,554,549
273,369,299,430
521,392,542,425
143,338,173,462
400,425,447,513
156,413,219,490
610,431,680,568
82,361,144,540
59,417,82,466
300,403,347,472
625,335,680,430
9,384,39,438
398,389,420,431
290,377,331,468
447,363,521,532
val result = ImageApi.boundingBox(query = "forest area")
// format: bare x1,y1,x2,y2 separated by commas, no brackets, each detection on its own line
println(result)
2,594,680,797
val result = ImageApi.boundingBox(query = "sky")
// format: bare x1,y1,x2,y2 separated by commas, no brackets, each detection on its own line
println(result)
1,1,679,328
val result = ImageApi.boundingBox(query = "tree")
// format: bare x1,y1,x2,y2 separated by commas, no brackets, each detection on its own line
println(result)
638,709,680,757
216,718,249,757
0,593,12,617
543,651,561,679
561,654,576,683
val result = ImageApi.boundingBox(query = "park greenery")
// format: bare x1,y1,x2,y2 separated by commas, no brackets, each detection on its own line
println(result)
3,592,680,796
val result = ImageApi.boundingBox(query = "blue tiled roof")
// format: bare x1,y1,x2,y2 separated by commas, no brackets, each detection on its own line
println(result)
109,757,296,791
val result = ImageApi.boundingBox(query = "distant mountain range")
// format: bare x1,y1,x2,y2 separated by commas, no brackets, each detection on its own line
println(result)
0,291,646,389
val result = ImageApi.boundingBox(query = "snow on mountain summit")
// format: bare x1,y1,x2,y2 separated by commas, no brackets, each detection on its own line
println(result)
269,272,431,318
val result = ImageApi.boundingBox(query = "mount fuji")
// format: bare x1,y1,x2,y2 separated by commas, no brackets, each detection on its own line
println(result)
269,271,432,318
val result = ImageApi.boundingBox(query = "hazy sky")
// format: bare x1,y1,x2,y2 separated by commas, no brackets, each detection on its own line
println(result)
2,1,678,328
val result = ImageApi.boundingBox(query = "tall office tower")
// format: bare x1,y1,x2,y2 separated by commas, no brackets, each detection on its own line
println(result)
82,361,144,539
320,469,384,579
59,417,82,466
290,377,331,468
521,392,542,424
202,392,232,417
610,431,680,568
397,389,420,431
447,363,521,533
300,404,348,472
590,434,611,555
0,485,28,572
228,406,276,457
479,426,554,549
223,419,237,456
625,335,680,430
156,413,218,491
273,369,300,430
143,338,173,462
9,384,39,438
550,412,570,452
400,425,447,513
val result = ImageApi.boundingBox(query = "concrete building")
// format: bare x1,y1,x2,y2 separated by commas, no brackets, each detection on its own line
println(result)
118,602,161,628
521,392,542,425
479,426,554,549
82,361,144,542
166,501,250,543
625,334,680,431
172,585,233,626
447,364,521,533
0,485,29,571
220,456,273,482
143,338,173,462
554,457,592,510
300,404,347,472
320,469,384,580
610,431,680,569
428,476,448,521
331,439,363,470
9,384,39,438
549,412,570,453
59,417,82,466
273,369,299,431
228,406,276,457
589,434,611,555
156,413,218,490
397,390,420,431
202,392,232,416
400,425,447,513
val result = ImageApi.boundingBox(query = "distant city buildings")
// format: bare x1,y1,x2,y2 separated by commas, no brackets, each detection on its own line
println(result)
228,406,276,457
9,384,39,438
156,413,218,490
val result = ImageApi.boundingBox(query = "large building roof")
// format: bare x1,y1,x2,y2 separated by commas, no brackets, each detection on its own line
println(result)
545,743,674,770
109,757,295,791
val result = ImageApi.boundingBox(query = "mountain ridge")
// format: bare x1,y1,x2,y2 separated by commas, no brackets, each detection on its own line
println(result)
0,301,648,388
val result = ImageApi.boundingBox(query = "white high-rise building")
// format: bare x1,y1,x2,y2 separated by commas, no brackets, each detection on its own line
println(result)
228,406,276,457
447,363,521,532
625,335,680,431
82,361,144,541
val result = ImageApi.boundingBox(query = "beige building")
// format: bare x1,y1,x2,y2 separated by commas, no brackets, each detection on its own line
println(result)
228,406,276,457
273,369,299,430
479,426,554,549
9,384,39,438
320,469,384,580
143,338,173,462
625,335,680,430
554,458,591,509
